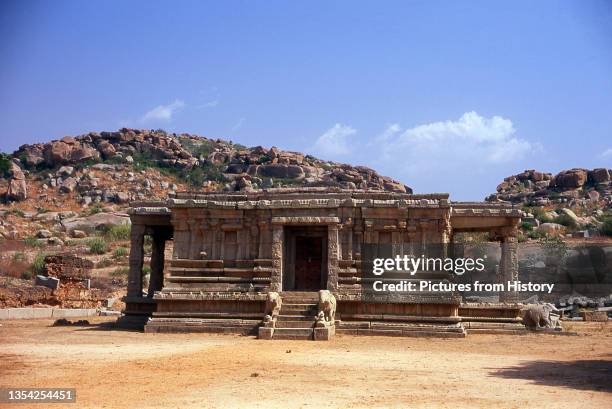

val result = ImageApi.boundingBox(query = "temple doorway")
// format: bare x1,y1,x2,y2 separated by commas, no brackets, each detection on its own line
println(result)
283,226,328,291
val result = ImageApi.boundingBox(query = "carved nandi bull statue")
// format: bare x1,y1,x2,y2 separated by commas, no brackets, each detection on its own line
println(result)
521,303,561,330
317,290,336,326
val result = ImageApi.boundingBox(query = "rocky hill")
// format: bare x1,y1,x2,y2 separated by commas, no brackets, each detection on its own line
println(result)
486,168,612,238
1,128,410,204
486,168,612,208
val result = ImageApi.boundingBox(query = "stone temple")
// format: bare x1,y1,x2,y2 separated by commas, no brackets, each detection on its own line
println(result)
120,188,524,339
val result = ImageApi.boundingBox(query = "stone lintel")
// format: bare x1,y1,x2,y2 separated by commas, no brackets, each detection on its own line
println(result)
271,216,340,225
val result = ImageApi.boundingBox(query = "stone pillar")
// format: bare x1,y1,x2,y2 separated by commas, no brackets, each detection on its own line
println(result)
270,225,283,292
346,226,353,261
499,234,519,303
187,220,198,259
258,220,269,259
147,232,166,297
173,219,189,259
128,224,146,297
210,220,219,259
327,224,339,291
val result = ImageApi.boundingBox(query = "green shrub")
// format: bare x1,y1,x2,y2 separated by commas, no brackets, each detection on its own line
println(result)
88,237,108,254
553,214,577,229
0,153,11,178
24,236,43,248
105,225,131,241
28,253,47,277
257,155,271,164
9,208,26,217
12,251,26,262
113,247,129,259
600,218,612,237
520,221,533,231
87,204,103,215
142,265,151,275
527,230,543,240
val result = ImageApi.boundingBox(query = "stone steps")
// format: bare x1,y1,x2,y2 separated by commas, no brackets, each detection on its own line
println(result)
336,321,467,338
270,327,314,340
267,292,321,340
275,320,316,329
145,317,261,335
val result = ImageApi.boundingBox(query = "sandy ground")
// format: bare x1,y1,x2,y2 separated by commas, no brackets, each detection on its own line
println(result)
0,318,611,409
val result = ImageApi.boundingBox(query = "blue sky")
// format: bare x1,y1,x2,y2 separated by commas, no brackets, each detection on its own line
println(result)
1,0,611,200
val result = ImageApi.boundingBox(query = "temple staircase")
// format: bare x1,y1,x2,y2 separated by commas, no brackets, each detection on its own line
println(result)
271,292,319,340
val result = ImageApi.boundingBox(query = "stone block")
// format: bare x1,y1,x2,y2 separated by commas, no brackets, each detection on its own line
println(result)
314,326,333,341
35,275,60,290
8,308,53,319
52,308,97,318
258,327,274,340
0,309,8,320
581,311,608,322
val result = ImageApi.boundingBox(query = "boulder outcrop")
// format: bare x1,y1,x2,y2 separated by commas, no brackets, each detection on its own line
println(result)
487,168,612,207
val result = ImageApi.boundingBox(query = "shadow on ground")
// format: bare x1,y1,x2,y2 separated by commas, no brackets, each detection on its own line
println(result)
51,320,142,332
492,359,612,393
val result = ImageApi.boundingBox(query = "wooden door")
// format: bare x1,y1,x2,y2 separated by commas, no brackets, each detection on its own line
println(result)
294,236,323,290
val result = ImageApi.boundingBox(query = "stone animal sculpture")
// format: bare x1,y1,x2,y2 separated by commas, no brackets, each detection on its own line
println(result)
318,290,336,324
265,292,282,318
522,303,561,330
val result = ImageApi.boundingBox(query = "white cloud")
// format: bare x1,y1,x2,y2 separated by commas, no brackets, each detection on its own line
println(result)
313,123,357,156
197,100,219,109
231,117,246,131
141,99,185,123
601,148,612,158
360,111,540,199
379,111,533,165
373,123,401,145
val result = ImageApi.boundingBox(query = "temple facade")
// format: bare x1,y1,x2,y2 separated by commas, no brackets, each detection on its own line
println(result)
120,188,524,339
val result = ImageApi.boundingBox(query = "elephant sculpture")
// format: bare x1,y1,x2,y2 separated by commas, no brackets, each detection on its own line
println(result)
522,303,561,330
318,290,336,324
265,291,282,318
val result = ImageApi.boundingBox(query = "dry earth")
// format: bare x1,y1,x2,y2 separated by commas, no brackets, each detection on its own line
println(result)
0,318,611,409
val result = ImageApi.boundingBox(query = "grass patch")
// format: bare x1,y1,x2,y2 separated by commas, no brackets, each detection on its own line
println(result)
97,258,114,268
24,236,44,248
553,214,578,229
111,266,130,277
88,237,108,254
105,225,131,241
86,204,103,216
113,247,129,259
12,251,26,262
25,253,47,279
8,208,26,217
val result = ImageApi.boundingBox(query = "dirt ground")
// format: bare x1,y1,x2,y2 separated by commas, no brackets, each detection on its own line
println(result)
0,318,611,409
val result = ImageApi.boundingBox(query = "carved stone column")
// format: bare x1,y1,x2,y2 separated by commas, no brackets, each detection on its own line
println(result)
128,224,146,297
499,233,519,303
257,220,269,259
173,219,189,259
187,219,198,259
327,224,339,291
147,232,166,298
270,225,283,292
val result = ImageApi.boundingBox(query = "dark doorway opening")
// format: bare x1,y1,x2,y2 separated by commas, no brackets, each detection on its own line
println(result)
283,226,328,291
294,236,323,290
